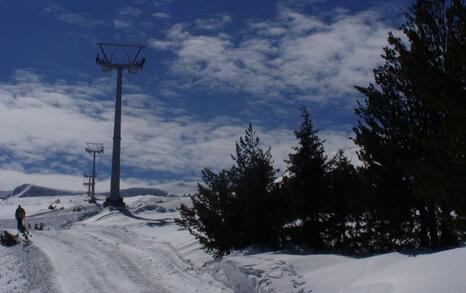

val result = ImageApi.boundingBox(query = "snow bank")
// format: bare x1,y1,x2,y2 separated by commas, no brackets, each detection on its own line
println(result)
209,247,466,293
0,232,58,293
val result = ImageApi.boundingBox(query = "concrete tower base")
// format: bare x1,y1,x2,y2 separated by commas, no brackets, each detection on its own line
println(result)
103,197,125,208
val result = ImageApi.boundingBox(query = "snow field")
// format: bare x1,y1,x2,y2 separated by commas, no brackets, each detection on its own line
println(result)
1,194,466,293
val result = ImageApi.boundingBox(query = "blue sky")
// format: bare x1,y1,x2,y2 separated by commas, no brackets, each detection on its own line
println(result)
0,0,413,194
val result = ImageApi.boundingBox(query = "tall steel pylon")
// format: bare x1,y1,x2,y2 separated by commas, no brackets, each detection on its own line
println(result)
96,43,145,207
85,143,104,203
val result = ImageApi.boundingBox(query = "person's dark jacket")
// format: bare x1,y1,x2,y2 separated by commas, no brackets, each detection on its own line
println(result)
15,207,25,220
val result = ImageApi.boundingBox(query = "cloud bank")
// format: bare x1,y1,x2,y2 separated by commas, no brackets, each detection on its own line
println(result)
0,69,355,193
148,8,391,104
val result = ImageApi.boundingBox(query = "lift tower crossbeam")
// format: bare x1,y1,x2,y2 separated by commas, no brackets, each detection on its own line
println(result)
95,43,145,208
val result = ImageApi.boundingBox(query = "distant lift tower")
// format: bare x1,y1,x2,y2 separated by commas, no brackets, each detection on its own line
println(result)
85,143,104,203
83,172,92,198
96,43,145,207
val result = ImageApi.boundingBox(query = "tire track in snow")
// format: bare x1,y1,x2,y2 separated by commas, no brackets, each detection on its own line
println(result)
81,225,230,293
32,222,230,293
34,230,170,293
3,201,231,293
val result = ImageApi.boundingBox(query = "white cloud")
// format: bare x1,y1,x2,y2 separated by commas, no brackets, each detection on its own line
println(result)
113,19,133,29
43,4,105,28
320,130,360,165
1,72,132,172
149,8,391,104
152,12,170,19
118,7,143,17
0,70,359,192
148,39,173,50
112,6,151,39
194,15,232,30
0,169,87,192
2,70,331,192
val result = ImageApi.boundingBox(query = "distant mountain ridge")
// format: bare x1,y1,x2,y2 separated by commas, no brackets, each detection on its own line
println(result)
11,184,79,198
1,184,171,198
0,190,12,198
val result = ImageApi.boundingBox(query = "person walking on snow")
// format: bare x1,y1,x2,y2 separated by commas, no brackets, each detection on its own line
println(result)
15,205,26,233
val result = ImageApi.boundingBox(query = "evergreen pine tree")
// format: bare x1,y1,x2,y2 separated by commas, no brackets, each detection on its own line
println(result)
178,124,281,256
284,107,328,248
228,124,281,246
400,0,466,244
178,169,239,256
325,150,365,252
354,0,466,249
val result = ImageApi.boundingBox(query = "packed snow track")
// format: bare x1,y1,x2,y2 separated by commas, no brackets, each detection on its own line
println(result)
0,195,231,293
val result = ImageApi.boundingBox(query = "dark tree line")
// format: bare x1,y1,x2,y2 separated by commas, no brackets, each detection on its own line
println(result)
177,0,466,257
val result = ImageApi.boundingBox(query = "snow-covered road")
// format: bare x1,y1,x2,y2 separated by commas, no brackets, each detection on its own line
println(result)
33,224,224,293
0,195,232,293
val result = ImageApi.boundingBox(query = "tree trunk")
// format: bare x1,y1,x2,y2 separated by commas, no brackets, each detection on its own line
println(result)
439,208,457,247
419,205,429,248
427,205,439,248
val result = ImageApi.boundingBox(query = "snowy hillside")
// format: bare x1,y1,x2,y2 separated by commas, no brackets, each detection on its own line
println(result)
3,184,173,198
102,187,170,197
1,194,465,293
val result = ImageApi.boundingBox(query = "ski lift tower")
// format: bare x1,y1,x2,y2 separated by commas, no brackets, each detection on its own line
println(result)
96,43,145,207
83,172,92,198
85,143,104,203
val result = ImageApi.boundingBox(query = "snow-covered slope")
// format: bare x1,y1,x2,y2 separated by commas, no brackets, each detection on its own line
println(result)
1,194,465,293
102,187,169,197
213,247,466,293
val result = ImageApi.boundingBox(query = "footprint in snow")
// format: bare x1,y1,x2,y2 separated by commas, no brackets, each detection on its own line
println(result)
268,271,283,279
